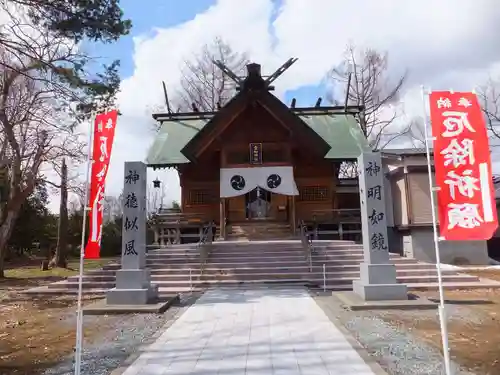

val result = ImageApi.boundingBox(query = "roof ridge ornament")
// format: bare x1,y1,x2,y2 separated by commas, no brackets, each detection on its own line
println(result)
212,58,298,92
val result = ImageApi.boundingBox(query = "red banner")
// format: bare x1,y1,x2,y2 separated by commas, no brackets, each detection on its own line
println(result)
429,91,498,240
85,110,118,258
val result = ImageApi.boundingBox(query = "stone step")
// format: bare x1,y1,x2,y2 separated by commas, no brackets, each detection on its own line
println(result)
231,224,291,228
22,287,192,296
157,258,415,268
103,257,419,271
204,252,363,260
209,247,365,254
203,254,410,263
406,282,500,291
70,268,473,283
230,228,292,234
203,241,357,248
231,235,295,238
147,250,308,258
24,279,500,296
146,248,368,259
93,262,441,275
52,273,480,290
326,281,500,291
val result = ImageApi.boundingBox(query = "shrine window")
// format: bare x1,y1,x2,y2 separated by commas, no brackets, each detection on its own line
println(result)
187,189,218,205
298,186,330,201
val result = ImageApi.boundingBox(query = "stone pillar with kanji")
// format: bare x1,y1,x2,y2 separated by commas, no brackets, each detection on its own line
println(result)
106,161,158,305
353,152,408,301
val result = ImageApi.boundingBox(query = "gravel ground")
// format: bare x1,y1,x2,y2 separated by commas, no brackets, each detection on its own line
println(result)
42,294,198,375
313,294,476,375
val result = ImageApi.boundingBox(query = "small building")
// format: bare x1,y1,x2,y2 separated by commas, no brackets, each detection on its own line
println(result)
146,62,491,265
486,176,500,260
383,149,490,265
147,62,370,240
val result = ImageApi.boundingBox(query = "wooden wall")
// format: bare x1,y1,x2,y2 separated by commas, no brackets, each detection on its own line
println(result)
178,103,340,224
179,152,220,223
293,148,337,222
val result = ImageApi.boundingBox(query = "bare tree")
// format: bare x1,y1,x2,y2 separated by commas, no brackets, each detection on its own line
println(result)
50,157,68,268
404,118,426,148
326,43,409,150
0,12,120,277
103,194,122,223
147,185,166,217
477,77,500,141
327,44,413,179
175,37,249,112
0,68,85,274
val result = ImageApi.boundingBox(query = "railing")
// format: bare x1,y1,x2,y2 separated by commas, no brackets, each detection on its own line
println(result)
151,212,215,246
311,208,361,224
197,221,215,275
299,220,313,272
307,209,362,242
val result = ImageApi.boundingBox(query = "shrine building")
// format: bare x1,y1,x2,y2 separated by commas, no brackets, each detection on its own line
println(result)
146,61,491,266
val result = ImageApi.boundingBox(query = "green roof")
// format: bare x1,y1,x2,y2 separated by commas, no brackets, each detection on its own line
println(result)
298,114,370,158
146,114,370,165
146,118,208,165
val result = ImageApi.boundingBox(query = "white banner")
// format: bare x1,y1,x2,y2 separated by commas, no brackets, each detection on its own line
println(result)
220,166,299,198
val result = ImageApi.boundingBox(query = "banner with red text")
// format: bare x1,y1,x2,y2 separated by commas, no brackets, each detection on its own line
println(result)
429,91,498,240
85,110,118,258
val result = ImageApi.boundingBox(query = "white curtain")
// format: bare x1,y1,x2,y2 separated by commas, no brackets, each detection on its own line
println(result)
220,166,299,198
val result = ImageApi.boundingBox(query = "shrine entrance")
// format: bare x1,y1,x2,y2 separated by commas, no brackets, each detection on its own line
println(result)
245,187,271,220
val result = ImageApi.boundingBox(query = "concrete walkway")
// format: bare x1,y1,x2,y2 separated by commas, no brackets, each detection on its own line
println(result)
122,288,380,375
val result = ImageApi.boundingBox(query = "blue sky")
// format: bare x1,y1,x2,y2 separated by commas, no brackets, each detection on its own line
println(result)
72,0,500,210
90,0,324,108
92,0,216,77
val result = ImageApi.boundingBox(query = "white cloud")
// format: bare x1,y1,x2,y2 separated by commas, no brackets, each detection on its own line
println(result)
88,0,500,213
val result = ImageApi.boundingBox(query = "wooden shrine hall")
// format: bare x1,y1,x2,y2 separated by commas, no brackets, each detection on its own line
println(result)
147,59,370,242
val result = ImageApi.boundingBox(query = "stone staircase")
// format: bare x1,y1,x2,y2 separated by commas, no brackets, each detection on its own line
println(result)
225,222,294,241
22,240,500,296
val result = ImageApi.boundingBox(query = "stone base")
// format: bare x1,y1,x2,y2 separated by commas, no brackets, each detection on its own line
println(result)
335,291,435,311
106,284,159,305
84,294,179,315
115,269,152,290
353,279,408,301
359,263,397,284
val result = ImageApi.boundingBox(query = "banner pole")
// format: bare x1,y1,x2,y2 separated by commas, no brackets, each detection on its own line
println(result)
421,86,452,375
74,111,96,375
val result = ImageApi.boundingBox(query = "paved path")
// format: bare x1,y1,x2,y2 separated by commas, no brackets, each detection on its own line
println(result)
122,288,379,375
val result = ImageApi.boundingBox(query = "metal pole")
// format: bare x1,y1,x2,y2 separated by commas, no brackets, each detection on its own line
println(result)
323,263,326,292
189,268,192,293
421,86,452,375
74,111,96,375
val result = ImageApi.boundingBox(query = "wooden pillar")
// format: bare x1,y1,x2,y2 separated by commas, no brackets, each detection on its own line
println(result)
175,227,181,244
153,227,159,245
291,195,296,234
220,198,226,239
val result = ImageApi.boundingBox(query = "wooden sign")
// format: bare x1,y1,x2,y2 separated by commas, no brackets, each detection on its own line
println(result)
249,143,262,164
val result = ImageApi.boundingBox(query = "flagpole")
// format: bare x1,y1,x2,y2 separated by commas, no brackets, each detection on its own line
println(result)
74,110,96,375
421,86,452,375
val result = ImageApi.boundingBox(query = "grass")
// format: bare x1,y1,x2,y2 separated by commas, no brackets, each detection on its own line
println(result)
4,257,115,279
0,256,117,299
0,256,118,374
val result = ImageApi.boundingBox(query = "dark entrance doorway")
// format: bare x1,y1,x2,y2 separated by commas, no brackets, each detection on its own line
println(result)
245,187,271,219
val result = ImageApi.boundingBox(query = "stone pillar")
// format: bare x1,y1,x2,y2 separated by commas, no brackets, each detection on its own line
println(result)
352,152,408,301
106,161,159,305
